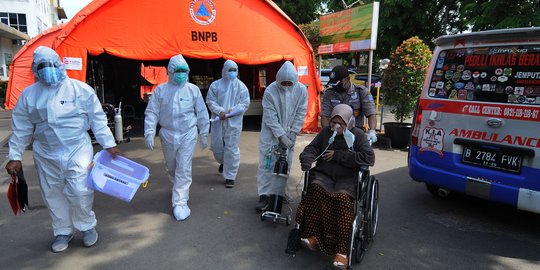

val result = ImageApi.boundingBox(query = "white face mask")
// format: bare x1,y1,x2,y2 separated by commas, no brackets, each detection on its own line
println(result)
343,129,355,149
279,81,294,91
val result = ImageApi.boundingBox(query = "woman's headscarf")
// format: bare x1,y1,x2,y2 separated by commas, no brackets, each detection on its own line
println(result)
331,104,355,130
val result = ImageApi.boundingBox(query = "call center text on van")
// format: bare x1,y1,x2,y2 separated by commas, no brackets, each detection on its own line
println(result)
409,28,540,214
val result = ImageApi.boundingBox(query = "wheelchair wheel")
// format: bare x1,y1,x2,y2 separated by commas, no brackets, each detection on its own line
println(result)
351,212,367,264
366,176,379,240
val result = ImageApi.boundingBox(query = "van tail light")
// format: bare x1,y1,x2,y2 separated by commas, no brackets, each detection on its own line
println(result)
410,103,423,146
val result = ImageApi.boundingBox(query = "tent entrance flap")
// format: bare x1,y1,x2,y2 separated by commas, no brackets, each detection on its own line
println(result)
86,53,286,119
86,54,147,117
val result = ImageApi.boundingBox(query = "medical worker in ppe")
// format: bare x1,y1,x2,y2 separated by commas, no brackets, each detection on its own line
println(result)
144,54,210,221
255,61,308,212
5,46,119,253
206,60,250,188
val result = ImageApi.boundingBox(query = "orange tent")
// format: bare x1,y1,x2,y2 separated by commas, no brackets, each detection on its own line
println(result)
140,63,168,100
5,24,64,110
5,0,321,133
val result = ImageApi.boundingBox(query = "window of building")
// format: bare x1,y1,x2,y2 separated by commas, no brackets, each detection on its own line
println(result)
0,12,28,33
4,53,13,75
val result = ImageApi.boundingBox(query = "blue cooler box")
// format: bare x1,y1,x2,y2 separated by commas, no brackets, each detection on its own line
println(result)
88,150,150,202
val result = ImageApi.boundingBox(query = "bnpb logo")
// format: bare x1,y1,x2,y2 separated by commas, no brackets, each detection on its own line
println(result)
189,0,216,26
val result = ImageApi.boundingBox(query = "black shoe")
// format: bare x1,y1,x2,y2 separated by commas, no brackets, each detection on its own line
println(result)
225,179,235,188
218,164,223,173
255,195,269,212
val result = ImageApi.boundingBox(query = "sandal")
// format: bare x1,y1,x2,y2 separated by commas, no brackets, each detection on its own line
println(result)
300,236,318,251
332,253,348,269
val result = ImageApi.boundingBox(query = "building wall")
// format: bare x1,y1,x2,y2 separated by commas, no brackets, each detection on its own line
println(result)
0,36,23,81
0,0,61,82
0,0,52,38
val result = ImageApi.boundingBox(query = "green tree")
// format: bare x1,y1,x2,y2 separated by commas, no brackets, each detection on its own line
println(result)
377,0,466,59
459,0,540,31
319,1,463,60
382,36,431,123
299,20,321,51
274,0,324,24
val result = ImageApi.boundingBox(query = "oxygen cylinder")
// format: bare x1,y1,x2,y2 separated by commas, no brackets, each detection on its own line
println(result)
114,108,123,143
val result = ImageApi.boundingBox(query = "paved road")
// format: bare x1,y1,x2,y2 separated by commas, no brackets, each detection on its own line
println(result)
1,120,540,269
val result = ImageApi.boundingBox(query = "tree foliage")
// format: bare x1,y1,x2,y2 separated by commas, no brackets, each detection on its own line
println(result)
382,37,431,123
459,0,540,31
299,20,321,50
273,0,323,24
276,0,539,62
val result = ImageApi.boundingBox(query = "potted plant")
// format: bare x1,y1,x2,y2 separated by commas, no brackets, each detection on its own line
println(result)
382,36,432,149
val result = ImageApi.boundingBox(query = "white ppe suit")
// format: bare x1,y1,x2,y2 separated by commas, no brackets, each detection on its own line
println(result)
144,54,210,207
206,60,250,181
8,46,116,236
257,61,308,196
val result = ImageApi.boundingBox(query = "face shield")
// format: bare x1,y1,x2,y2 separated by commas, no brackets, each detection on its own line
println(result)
32,46,66,86
36,60,64,86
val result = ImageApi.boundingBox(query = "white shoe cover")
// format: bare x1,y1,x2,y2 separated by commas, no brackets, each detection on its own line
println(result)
173,205,191,221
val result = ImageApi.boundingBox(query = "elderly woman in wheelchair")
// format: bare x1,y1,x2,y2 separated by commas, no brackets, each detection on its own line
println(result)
295,104,375,269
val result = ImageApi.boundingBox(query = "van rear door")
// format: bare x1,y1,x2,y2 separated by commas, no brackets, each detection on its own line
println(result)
410,40,540,209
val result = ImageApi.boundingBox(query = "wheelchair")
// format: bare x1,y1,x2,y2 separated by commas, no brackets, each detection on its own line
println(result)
286,166,379,269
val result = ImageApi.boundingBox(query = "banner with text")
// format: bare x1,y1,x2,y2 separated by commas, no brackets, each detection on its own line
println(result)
318,2,379,54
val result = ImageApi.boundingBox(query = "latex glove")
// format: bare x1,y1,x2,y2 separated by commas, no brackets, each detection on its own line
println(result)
106,147,120,159
287,131,297,143
279,135,294,149
5,160,22,175
200,134,208,151
366,130,378,144
145,135,154,150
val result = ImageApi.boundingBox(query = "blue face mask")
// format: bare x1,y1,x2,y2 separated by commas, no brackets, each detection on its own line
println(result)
226,71,237,80
38,67,63,85
173,72,188,85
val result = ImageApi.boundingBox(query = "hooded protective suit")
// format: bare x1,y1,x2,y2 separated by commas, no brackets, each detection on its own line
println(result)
206,60,250,181
8,46,116,236
257,61,308,196
144,54,209,210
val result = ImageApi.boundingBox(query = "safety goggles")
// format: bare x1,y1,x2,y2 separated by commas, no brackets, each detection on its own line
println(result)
280,81,294,87
173,67,189,73
227,68,237,72
37,61,61,70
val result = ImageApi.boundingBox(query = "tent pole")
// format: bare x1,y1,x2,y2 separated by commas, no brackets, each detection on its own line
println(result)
318,54,322,78
367,49,374,129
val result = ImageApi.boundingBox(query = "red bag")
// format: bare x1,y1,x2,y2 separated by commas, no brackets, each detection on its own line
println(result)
7,172,28,216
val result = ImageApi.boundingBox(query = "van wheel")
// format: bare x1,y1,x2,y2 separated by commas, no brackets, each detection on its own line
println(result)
426,184,451,198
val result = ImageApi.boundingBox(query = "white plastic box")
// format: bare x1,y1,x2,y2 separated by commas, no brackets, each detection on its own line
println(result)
88,150,150,202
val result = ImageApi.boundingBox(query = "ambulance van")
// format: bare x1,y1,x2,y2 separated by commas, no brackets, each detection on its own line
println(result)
408,27,540,214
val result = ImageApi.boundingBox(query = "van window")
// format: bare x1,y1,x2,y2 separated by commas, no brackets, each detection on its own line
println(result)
428,45,540,106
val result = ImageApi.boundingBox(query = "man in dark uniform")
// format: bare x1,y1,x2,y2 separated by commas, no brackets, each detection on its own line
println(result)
321,65,378,143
